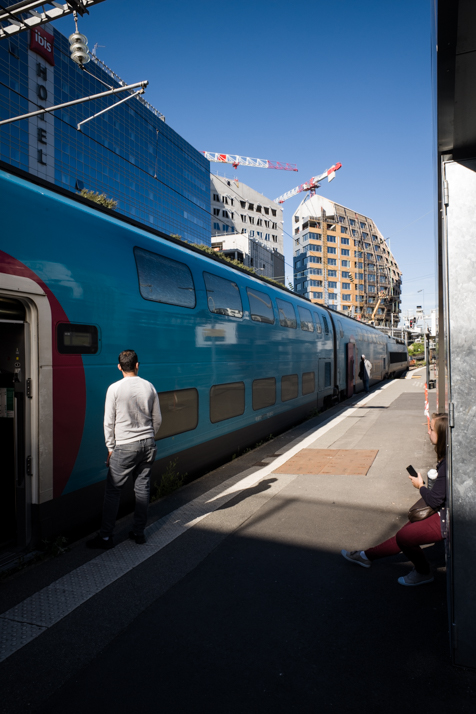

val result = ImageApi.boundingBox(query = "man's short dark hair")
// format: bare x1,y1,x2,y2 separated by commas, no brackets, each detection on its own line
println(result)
119,350,138,372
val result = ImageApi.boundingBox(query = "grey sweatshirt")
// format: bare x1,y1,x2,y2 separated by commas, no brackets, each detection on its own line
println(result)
104,376,162,449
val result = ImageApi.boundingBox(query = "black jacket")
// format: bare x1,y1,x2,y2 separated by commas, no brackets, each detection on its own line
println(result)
420,457,447,537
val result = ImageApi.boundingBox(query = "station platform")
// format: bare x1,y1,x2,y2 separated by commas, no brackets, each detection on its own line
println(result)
1,368,476,713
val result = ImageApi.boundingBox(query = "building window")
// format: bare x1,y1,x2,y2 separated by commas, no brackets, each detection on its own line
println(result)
241,215,246,222
135,248,196,309
368,286,376,293
210,382,245,423
312,291,323,299
249,217,255,225
328,270,337,277
204,272,243,317
342,294,351,301
156,388,199,440
327,247,337,254
271,209,277,216
360,222,366,229
264,207,269,215
213,222,220,230
240,201,246,208
340,226,348,234
248,203,254,211
253,377,276,410
341,249,350,256
327,235,336,243
341,260,350,267
213,193,220,202
257,218,263,226
341,238,350,245
342,282,351,290
338,216,346,224
213,208,220,216
328,281,337,288
362,231,368,239
272,235,278,242
328,258,337,266
222,210,229,219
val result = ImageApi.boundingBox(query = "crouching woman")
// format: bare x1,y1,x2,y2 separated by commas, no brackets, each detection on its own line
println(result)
341,413,448,586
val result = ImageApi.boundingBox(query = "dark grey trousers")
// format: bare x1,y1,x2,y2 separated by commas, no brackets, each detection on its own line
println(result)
100,437,157,538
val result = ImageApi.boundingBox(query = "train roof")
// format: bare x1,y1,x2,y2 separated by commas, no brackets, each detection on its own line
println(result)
0,160,386,335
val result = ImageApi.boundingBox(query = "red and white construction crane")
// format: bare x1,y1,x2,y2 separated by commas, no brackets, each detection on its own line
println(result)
202,152,298,172
274,162,342,204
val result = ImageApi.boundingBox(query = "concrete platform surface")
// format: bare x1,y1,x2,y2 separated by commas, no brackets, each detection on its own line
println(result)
1,370,476,713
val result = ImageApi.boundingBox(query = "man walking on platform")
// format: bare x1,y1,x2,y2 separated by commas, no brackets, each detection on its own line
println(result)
87,350,161,549
359,354,372,393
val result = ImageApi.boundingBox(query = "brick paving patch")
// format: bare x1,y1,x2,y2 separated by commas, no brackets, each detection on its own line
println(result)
273,449,378,475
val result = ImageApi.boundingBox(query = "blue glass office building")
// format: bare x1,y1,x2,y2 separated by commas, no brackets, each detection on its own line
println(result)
0,25,210,245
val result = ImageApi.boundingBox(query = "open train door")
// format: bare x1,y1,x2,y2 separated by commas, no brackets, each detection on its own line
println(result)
346,342,355,398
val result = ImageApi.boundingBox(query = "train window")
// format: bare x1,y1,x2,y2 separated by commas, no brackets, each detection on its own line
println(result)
302,372,316,395
135,247,196,309
210,382,245,423
203,272,243,318
281,374,299,402
247,288,275,324
313,312,323,334
57,323,98,354
297,306,314,332
321,315,330,334
276,298,297,328
252,377,276,410
156,388,198,440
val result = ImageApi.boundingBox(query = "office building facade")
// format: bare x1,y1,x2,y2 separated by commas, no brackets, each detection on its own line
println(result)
0,25,210,245
293,194,401,326
210,174,284,279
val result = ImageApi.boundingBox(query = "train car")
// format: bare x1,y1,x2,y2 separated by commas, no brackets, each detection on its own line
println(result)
0,164,407,550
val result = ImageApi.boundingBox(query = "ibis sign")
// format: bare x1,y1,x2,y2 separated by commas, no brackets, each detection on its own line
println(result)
30,27,55,66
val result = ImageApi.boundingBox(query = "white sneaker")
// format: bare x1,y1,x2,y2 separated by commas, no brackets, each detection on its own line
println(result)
398,568,434,586
341,549,371,568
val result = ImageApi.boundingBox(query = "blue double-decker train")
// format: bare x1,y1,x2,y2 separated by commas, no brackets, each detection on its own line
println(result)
0,164,407,548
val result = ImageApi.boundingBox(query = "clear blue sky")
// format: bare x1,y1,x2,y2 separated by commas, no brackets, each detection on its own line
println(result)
56,0,434,320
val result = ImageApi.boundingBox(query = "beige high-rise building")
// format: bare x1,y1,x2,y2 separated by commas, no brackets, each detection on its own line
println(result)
292,195,402,327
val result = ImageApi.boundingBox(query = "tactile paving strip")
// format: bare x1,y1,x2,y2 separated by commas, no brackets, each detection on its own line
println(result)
273,449,378,475
0,466,275,663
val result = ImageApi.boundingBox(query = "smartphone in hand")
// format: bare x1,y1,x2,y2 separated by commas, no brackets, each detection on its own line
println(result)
406,465,418,478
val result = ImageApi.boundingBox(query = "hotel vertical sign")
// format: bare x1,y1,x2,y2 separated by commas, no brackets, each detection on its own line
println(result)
28,26,55,181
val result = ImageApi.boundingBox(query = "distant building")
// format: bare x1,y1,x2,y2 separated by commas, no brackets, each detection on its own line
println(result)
211,232,285,284
0,25,210,245
210,174,284,280
292,194,402,327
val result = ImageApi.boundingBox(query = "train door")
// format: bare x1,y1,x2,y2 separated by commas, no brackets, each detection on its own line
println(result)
346,342,355,398
0,297,30,549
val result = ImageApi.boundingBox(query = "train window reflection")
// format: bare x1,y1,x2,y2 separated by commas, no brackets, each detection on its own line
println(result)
135,247,196,309
281,374,299,401
276,298,297,329
252,377,276,410
156,388,198,440
302,372,315,395
203,272,243,318
210,382,245,423
247,288,275,324
321,315,330,334
313,313,323,334
297,306,314,332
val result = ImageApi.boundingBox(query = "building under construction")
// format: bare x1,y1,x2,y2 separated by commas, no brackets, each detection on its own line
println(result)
292,194,402,327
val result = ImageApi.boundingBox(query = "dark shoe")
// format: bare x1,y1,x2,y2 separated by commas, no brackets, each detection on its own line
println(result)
129,530,146,545
86,534,114,550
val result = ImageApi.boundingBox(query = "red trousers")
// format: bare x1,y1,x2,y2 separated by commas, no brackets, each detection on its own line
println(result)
365,514,443,574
